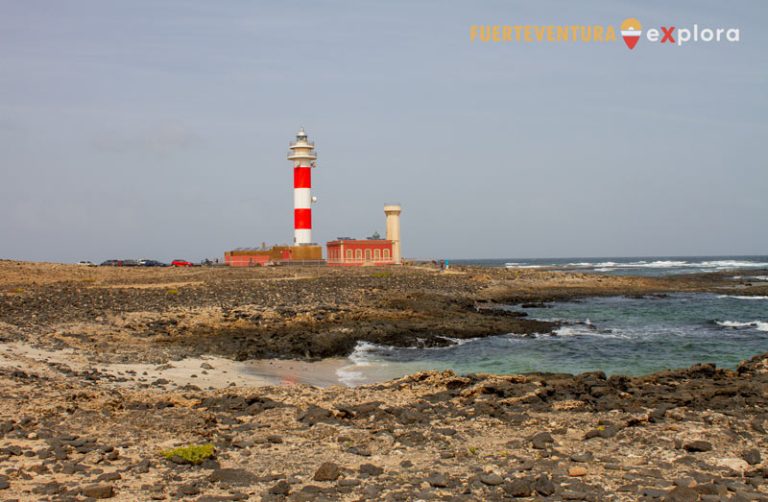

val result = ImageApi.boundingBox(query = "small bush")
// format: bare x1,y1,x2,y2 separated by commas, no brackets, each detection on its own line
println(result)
160,444,214,464
371,271,391,278
166,289,179,295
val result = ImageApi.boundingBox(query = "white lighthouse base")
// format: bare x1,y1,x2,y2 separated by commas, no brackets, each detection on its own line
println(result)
294,229,312,245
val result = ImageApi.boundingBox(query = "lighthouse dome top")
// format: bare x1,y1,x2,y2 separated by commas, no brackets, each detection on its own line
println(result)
288,127,317,161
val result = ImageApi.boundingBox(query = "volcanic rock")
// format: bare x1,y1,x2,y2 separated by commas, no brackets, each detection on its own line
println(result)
209,468,259,487
504,477,532,496
531,431,554,449
359,463,383,476
313,462,340,481
269,480,291,495
81,483,115,499
743,449,761,466
683,440,713,453
480,472,504,485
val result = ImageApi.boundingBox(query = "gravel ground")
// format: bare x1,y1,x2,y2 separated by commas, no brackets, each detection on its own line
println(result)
1,260,767,500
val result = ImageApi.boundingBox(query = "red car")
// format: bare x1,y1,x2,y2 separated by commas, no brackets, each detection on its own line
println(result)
171,259,193,267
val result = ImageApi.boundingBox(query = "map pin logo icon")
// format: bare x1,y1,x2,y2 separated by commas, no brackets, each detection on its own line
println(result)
621,18,642,49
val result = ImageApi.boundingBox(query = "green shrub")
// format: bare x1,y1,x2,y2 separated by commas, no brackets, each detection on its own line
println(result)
371,271,391,278
160,444,214,464
166,288,179,295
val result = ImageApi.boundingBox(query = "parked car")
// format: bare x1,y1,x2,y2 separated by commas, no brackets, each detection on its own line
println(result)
171,259,193,267
121,259,139,267
139,259,167,267
76,261,96,267
100,260,121,267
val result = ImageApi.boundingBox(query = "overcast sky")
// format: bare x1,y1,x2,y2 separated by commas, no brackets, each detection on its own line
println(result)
1,1,766,262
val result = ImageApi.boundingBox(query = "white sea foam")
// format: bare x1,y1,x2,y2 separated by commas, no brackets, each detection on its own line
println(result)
717,295,768,301
504,259,768,272
336,341,389,386
335,367,367,386
549,325,630,339
337,336,477,386
571,260,688,269
716,320,768,332
439,336,480,346
503,257,768,271
698,260,768,269
630,260,687,268
561,259,768,271
552,326,588,337
346,341,385,366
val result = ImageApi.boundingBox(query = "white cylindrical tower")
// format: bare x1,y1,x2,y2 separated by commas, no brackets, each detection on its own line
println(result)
288,128,317,245
384,204,402,264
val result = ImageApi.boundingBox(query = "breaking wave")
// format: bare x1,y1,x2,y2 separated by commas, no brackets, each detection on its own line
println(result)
718,295,768,301
533,323,630,340
336,341,384,386
505,258,768,273
336,338,481,386
716,320,768,332
575,259,768,270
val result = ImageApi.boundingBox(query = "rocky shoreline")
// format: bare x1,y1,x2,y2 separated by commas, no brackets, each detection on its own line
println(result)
1,346,767,501
1,260,765,363
1,260,767,500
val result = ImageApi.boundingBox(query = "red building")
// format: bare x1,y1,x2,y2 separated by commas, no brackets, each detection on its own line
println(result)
326,238,394,266
224,245,323,267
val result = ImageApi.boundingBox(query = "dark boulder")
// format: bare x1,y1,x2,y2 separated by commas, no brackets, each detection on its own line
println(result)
81,484,115,499
313,462,340,482
208,468,259,487
683,441,713,453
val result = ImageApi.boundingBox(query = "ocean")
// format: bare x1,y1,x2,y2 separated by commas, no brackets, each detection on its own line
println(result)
336,255,768,386
449,255,768,276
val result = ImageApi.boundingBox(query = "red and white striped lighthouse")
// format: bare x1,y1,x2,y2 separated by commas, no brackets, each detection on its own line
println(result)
288,128,317,245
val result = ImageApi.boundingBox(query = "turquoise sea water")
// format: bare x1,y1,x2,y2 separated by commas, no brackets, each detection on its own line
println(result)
336,257,768,385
